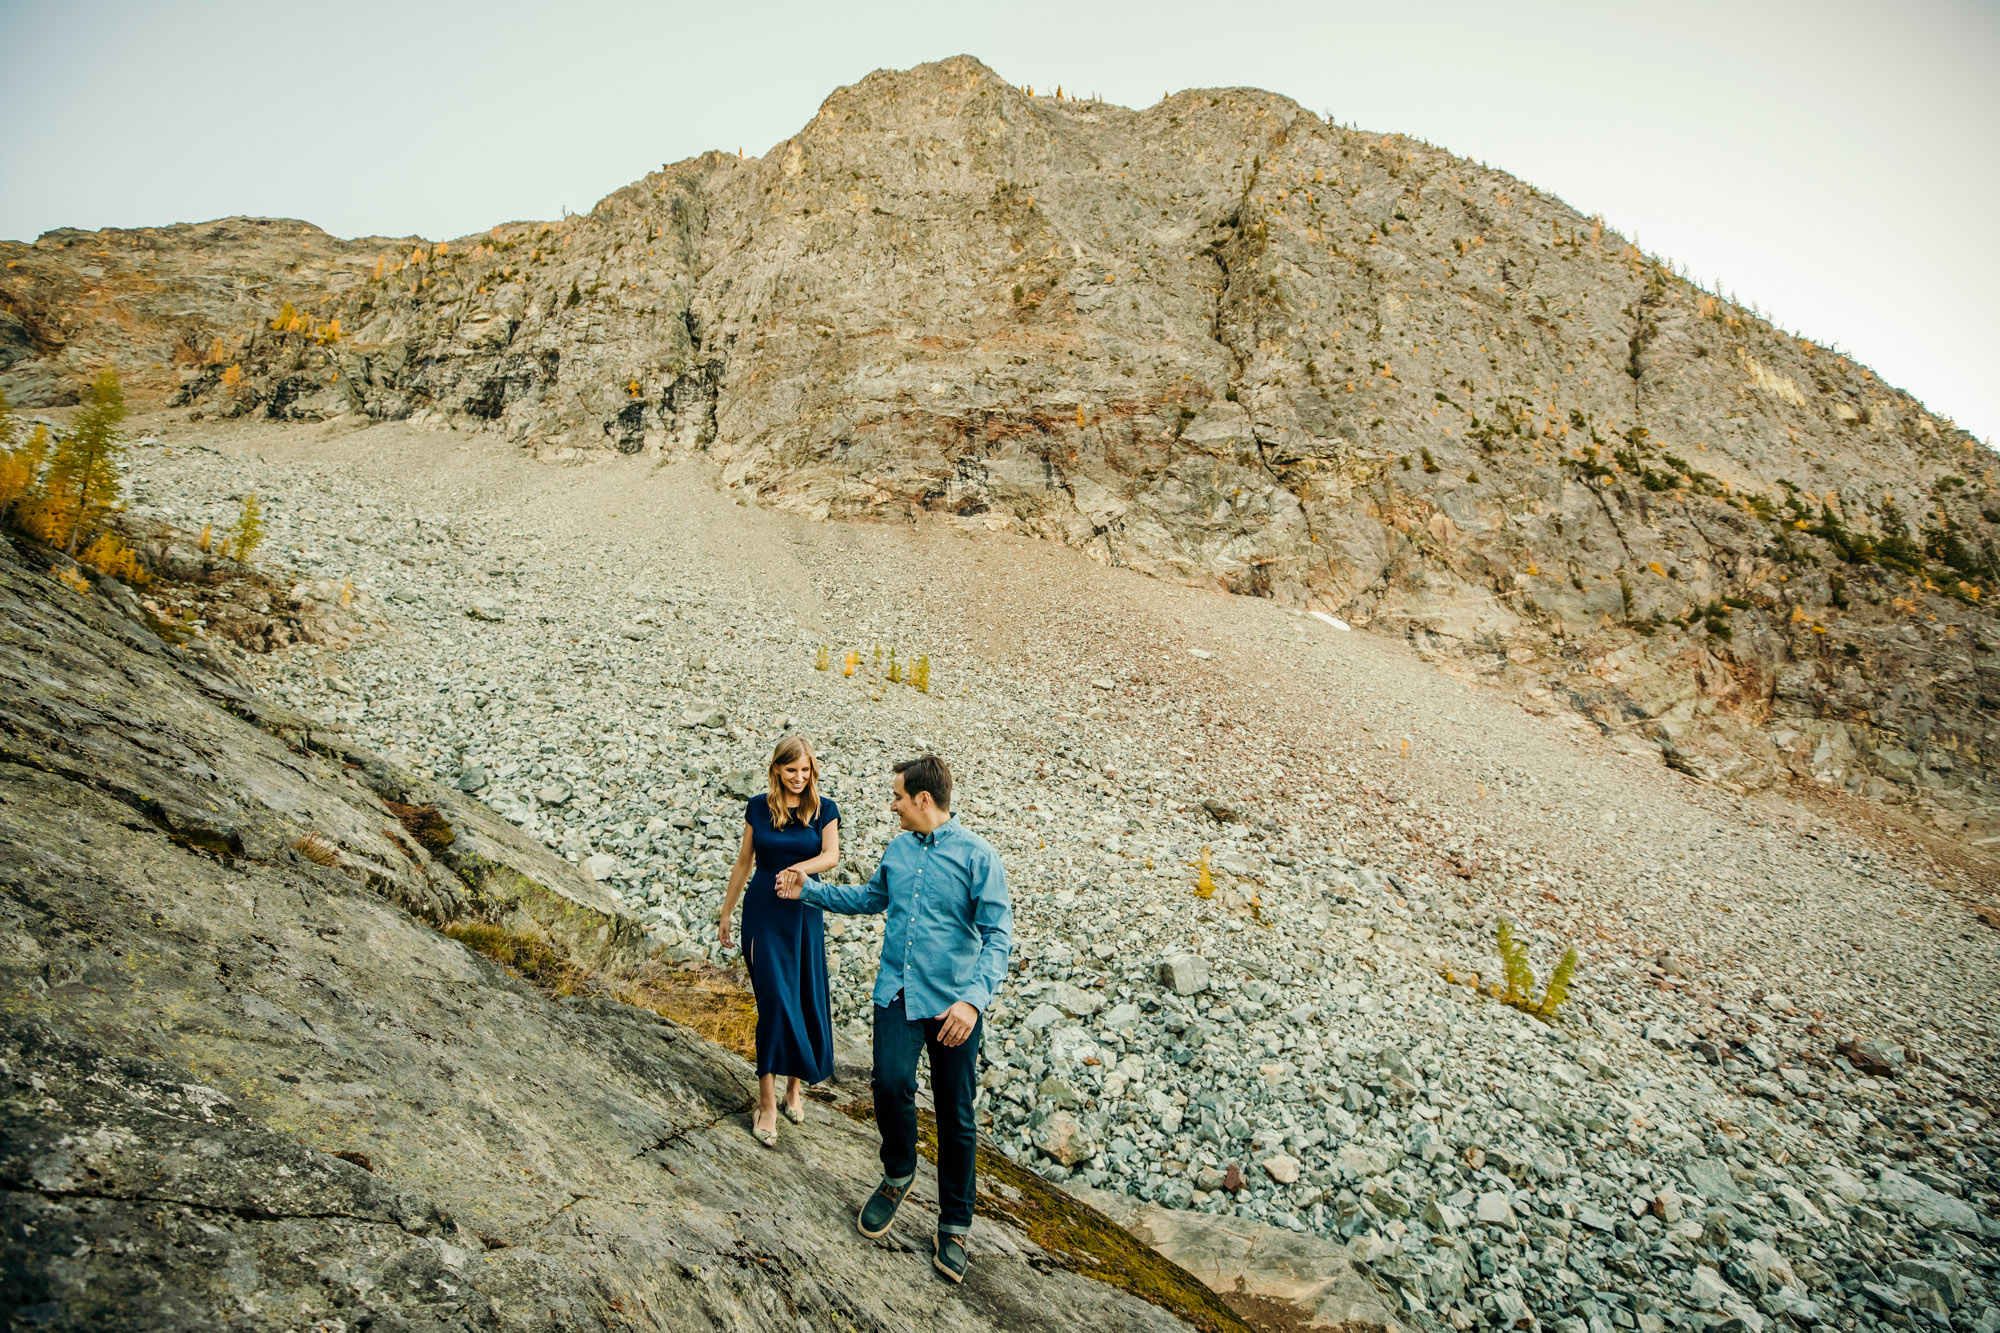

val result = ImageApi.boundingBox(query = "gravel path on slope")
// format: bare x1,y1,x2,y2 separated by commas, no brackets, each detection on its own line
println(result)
126,415,2000,1332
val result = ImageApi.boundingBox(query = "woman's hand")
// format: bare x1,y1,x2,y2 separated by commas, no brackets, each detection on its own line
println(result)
718,906,734,949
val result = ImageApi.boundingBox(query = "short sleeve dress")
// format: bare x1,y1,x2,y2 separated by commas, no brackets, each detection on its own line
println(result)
739,792,839,1082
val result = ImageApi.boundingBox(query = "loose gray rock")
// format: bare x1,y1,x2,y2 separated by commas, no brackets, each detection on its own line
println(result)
1045,982,1104,1018
1474,1191,1515,1229
1259,1154,1299,1184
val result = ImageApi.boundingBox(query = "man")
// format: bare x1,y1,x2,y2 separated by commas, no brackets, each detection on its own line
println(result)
775,754,1011,1284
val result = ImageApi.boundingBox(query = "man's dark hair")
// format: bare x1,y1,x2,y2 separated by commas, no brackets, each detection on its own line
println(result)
894,754,952,810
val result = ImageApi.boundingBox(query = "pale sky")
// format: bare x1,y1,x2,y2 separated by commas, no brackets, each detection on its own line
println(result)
4,0,1995,444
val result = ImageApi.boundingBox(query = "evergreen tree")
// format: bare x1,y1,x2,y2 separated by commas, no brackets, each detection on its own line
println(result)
0,387,51,516
43,368,127,554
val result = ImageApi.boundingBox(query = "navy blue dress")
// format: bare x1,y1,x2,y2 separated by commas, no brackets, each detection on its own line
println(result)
741,793,838,1082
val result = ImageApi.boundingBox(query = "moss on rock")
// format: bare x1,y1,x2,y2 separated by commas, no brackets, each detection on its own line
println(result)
841,1102,1253,1333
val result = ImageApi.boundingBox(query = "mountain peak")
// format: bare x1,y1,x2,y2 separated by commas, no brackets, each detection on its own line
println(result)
4,57,1994,820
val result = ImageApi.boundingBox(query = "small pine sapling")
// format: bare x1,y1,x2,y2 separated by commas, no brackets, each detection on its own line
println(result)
1495,918,1535,1006
1492,918,1582,1022
1194,845,1215,899
814,644,830,671
197,521,214,552
887,647,901,684
230,493,265,562
842,649,858,677
911,654,931,693
1535,946,1580,1021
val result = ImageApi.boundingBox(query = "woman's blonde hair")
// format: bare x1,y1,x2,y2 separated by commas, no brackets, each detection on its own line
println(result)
766,734,822,829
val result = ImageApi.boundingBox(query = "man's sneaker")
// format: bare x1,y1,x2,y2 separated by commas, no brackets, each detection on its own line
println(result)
932,1231,968,1284
856,1178,909,1238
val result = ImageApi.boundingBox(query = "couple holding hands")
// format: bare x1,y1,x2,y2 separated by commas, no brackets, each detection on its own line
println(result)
717,736,1012,1284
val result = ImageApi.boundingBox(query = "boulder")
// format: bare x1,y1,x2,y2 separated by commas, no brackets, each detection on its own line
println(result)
1031,1109,1094,1166
1157,955,1209,996
1840,1036,1907,1077
1875,1168,1984,1233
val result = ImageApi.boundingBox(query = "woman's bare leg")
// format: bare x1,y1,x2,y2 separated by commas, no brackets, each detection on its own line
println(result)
783,1076,803,1115
756,1072,778,1132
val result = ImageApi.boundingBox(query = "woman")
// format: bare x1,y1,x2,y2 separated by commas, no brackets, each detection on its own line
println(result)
719,734,840,1145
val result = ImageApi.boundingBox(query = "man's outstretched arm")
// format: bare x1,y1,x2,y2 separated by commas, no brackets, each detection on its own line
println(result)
793,858,891,915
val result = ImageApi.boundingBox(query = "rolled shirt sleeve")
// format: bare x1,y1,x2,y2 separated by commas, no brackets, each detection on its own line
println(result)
805,820,1012,1020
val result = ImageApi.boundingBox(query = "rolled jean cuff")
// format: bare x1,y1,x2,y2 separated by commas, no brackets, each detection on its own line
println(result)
884,1171,915,1189
937,1222,970,1236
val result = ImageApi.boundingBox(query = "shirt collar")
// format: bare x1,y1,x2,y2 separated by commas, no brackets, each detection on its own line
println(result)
913,816,956,846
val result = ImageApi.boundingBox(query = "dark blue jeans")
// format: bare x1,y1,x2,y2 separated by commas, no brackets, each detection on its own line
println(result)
872,992,982,1234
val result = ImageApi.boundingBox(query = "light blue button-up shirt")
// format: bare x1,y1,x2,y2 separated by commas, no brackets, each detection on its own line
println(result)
800,816,1012,1018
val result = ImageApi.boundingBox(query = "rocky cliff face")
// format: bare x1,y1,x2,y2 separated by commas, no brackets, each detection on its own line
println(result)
0,534,1244,1331
8,55,1997,831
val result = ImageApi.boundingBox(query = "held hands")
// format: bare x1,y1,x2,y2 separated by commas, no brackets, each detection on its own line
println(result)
936,1001,979,1047
775,867,805,900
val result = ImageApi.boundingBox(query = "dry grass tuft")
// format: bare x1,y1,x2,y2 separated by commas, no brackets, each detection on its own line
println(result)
619,961,759,1060
384,799,455,856
291,831,341,866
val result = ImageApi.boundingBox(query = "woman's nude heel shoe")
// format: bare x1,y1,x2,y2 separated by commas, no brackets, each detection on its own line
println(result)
752,1112,779,1147
782,1101,805,1125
